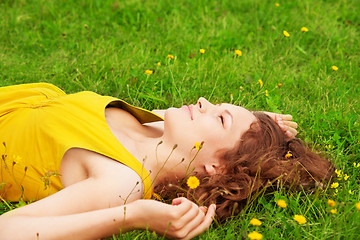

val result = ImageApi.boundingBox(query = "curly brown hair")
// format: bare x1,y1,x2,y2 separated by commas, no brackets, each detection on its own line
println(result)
155,112,335,221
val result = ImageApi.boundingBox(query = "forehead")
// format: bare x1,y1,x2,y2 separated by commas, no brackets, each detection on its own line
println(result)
222,103,255,119
222,103,256,136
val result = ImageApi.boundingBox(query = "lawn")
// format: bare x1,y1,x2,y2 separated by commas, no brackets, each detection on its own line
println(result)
1,0,359,239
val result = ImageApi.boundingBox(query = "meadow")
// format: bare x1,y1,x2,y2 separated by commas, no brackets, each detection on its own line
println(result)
1,0,359,239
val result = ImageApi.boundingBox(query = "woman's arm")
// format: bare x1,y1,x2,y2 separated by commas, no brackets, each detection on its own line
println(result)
0,203,133,239
0,164,142,239
0,197,215,240
0,155,215,239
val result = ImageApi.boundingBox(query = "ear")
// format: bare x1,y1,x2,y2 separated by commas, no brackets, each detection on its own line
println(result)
204,160,220,175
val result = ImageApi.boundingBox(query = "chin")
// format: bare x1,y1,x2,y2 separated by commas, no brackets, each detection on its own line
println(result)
163,108,181,133
164,107,177,119
164,107,186,124
163,108,192,146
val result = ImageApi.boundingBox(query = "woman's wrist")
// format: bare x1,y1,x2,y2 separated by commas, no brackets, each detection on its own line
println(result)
122,200,146,231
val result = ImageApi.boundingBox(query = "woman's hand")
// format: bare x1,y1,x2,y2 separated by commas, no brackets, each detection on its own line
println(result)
130,197,216,240
263,112,298,138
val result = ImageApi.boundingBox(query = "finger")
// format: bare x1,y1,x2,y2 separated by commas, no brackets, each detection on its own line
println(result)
172,197,192,206
284,120,298,129
184,204,216,240
199,206,207,213
183,205,216,240
175,208,207,240
179,206,206,236
172,198,196,215
172,197,191,206
279,114,293,121
263,111,276,121
277,119,286,131
286,128,298,138
178,201,204,226
167,203,203,239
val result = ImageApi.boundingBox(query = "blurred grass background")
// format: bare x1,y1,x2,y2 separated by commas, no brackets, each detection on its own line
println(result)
1,0,359,239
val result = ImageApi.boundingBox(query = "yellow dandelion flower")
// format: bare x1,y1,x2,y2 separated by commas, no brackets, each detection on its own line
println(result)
330,208,337,214
277,199,287,208
343,174,349,181
301,27,309,32
248,231,263,240
250,218,262,226
157,62,161,66
348,189,353,195
293,215,306,224
167,54,175,60
265,90,269,97
283,30,290,37
277,83,283,87
331,65,338,71
187,176,200,189
327,199,336,207
331,182,339,188
335,169,342,177
145,70,153,75
356,202,360,211
199,49,206,54
284,152,293,159
258,79,263,87
235,49,242,56
355,162,360,167
275,3,280,7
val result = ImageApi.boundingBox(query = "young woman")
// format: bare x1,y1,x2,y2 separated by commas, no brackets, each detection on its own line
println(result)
0,83,333,239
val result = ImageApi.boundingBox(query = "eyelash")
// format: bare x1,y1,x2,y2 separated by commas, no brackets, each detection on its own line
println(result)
219,115,224,125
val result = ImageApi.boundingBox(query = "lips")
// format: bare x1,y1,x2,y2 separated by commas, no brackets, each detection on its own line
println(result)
188,105,193,120
182,105,193,120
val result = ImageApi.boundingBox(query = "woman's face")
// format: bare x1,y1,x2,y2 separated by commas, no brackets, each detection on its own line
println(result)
163,97,256,175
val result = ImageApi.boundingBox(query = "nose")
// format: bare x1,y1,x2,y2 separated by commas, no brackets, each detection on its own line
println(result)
197,97,212,113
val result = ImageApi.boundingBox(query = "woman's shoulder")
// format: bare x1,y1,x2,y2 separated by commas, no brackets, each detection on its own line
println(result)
61,148,144,204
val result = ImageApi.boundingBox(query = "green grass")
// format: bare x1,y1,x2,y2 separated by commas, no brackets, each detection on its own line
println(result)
1,0,359,239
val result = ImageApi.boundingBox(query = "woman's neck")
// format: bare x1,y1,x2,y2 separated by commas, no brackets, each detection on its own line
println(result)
105,107,189,188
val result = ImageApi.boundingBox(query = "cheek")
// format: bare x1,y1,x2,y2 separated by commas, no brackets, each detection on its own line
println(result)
164,108,185,130
193,119,223,141
193,123,235,152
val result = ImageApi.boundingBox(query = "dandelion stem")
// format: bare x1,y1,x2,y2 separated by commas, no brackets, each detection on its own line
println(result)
149,144,177,192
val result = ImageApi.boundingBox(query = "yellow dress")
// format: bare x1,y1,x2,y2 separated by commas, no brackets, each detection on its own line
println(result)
0,83,163,201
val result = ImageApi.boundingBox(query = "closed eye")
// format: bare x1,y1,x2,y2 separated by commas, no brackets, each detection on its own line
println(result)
219,115,224,125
